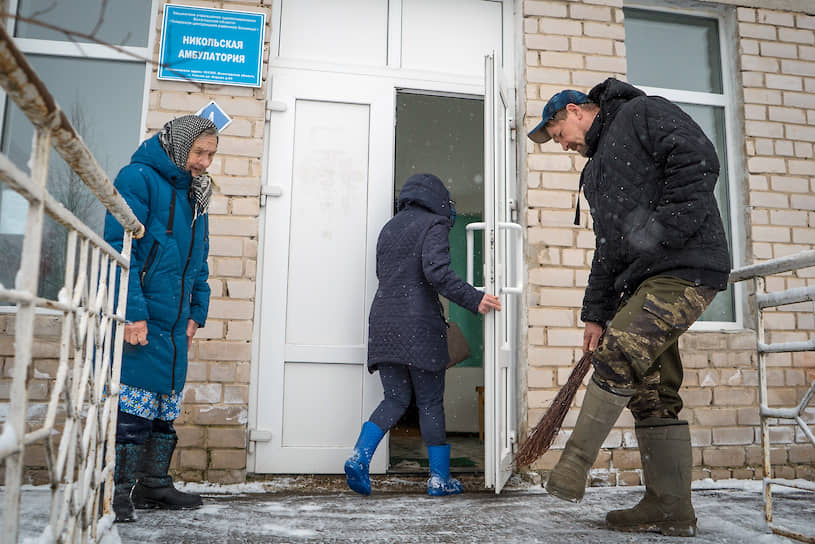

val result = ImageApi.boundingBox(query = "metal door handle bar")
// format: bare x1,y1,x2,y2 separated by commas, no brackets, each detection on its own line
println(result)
466,222,486,289
498,222,523,295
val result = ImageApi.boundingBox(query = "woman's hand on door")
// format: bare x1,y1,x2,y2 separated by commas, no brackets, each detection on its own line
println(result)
478,293,502,314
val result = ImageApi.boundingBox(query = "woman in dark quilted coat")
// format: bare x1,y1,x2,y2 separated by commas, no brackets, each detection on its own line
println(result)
345,173,501,497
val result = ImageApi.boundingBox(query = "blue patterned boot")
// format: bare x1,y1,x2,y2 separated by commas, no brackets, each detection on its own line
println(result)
427,444,463,496
344,421,385,495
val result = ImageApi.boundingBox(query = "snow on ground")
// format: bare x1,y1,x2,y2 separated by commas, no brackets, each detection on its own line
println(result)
3,477,814,543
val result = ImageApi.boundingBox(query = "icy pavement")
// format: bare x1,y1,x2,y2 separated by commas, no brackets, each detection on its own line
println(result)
5,476,815,543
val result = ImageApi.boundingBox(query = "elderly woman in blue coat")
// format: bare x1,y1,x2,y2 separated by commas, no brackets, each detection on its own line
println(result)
104,115,217,522
345,173,501,497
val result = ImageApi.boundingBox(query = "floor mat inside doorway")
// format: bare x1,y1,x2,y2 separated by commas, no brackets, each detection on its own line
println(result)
389,428,483,473
390,457,477,468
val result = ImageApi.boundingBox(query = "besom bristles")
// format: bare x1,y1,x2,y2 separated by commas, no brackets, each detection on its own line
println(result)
514,349,594,466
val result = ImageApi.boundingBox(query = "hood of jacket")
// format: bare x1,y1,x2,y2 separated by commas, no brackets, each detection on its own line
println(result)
397,173,453,220
130,133,193,190
584,78,646,157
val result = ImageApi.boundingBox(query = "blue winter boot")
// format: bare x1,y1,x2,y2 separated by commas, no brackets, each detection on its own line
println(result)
427,444,463,496
345,421,385,495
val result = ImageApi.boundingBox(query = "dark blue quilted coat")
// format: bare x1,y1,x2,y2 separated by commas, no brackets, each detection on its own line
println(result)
367,173,483,373
104,134,210,395
579,78,731,324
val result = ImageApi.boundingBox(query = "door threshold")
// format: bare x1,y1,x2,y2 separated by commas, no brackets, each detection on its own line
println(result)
387,467,484,475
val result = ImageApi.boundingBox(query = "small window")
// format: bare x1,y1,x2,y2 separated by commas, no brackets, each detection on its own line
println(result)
624,5,736,324
14,0,151,46
625,8,722,94
0,1,153,301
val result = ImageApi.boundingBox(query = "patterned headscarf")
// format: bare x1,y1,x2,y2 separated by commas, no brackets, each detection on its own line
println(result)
157,115,218,223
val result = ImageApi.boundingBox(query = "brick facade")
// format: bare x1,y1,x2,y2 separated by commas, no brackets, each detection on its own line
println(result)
0,0,269,485
524,0,815,484
149,0,270,483
2,0,813,486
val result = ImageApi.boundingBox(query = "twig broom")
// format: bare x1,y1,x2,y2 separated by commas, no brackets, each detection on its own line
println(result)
514,347,595,466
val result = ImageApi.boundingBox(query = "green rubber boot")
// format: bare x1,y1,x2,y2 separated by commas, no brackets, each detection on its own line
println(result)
545,379,630,502
606,419,697,537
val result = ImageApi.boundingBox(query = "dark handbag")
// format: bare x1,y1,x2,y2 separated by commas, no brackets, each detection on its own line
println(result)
446,321,471,368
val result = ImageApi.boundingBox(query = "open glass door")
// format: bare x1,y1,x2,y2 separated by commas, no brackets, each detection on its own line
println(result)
481,52,520,493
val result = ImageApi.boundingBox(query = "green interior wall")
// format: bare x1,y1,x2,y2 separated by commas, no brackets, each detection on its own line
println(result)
393,91,485,368
448,214,483,368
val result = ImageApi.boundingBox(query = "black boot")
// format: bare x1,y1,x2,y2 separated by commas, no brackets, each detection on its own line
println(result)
114,443,144,522
131,431,203,509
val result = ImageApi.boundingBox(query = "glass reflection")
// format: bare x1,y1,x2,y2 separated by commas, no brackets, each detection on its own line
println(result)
0,55,145,299
14,0,151,47
624,8,723,94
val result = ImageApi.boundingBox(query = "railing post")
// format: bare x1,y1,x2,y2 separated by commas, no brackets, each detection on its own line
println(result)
2,127,51,544
755,277,773,525
730,254,815,543
0,20,143,542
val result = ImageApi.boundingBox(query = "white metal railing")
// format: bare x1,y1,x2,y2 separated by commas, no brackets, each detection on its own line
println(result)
729,250,815,544
0,20,143,544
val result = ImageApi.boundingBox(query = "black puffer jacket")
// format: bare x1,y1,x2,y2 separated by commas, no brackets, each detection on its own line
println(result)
367,173,483,372
580,78,731,324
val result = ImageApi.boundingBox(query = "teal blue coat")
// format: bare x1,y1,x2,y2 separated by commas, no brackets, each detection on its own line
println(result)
104,134,210,395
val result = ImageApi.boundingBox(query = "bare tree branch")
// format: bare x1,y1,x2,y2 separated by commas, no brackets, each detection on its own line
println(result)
89,0,108,38
28,0,57,20
6,12,145,60
1,11,205,87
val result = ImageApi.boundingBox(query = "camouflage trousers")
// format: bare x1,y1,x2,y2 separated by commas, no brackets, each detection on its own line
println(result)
591,275,718,422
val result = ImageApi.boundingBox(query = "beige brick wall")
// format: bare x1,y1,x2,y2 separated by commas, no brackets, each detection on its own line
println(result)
0,1,269,485
0,314,64,485
733,4,815,480
524,0,627,477
4,0,813,488
524,0,815,484
149,0,270,484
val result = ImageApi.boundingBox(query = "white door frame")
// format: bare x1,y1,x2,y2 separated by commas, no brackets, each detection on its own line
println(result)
249,0,521,482
482,52,520,493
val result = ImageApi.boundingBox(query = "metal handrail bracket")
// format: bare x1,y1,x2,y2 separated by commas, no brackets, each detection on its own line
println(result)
730,252,815,544
0,20,142,544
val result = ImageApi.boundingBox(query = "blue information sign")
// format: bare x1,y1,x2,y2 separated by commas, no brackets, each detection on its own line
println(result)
158,5,265,87
196,101,232,132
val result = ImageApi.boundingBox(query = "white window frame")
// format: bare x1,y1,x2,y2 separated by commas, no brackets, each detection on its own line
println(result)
0,0,158,315
624,0,746,331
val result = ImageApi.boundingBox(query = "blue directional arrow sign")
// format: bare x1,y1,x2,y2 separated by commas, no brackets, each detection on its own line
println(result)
196,101,232,132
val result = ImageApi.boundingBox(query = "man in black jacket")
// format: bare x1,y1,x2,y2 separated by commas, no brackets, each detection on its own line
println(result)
528,79,731,537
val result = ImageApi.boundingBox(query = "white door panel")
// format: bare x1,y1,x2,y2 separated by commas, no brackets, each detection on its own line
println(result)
483,52,519,493
401,0,503,76
285,99,370,346
281,363,363,446
278,0,388,66
254,1,515,479
253,68,393,473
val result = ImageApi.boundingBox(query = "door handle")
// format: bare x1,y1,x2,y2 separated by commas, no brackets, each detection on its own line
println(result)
465,222,486,289
498,222,523,295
